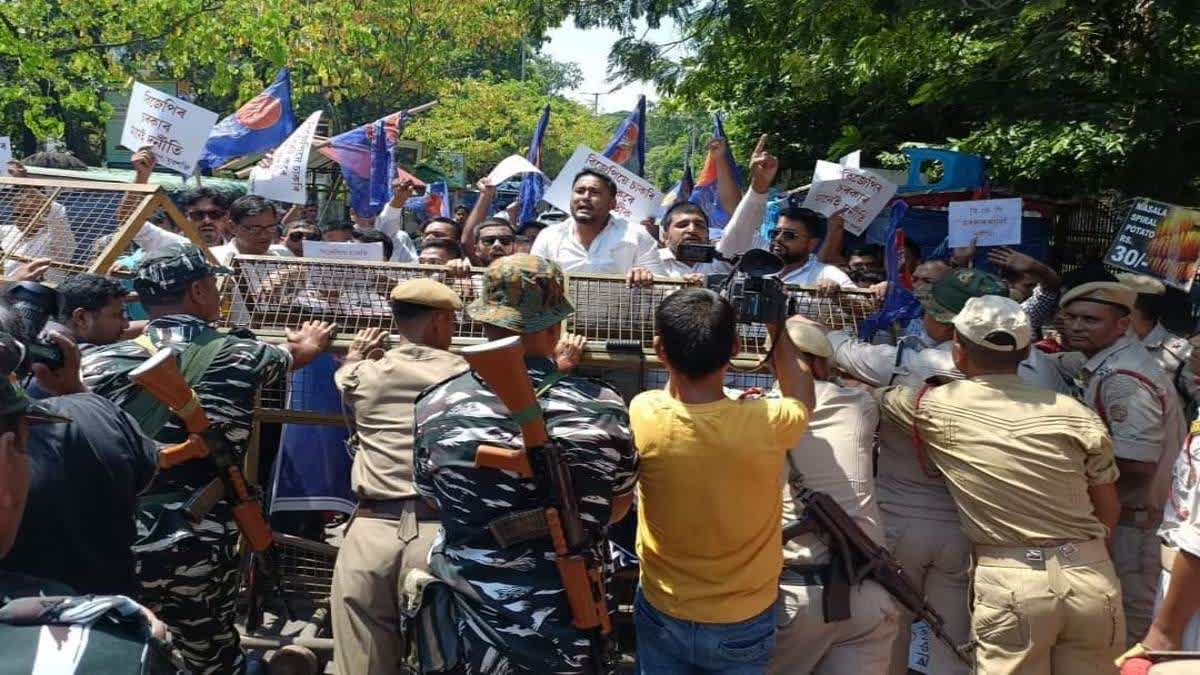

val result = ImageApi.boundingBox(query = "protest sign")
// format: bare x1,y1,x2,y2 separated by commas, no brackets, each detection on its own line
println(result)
249,111,321,204
543,145,663,223
302,240,384,262
0,137,10,176
120,82,218,176
484,154,542,185
1106,198,1200,291
802,161,898,235
948,197,1022,248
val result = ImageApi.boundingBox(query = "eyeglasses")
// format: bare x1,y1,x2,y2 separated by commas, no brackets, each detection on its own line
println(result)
186,208,226,221
237,222,279,235
480,235,515,246
287,231,321,242
766,228,802,242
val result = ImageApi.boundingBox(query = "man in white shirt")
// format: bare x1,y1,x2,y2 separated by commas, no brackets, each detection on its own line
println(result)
209,195,292,266
371,177,421,263
769,206,855,291
529,169,663,286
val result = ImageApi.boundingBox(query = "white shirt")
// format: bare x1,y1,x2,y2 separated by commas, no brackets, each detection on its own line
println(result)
1,202,75,273
132,222,189,254
779,256,855,288
375,204,419,263
210,241,292,266
530,215,664,275
657,247,732,279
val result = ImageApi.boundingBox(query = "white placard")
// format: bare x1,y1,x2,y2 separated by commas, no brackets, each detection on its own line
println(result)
249,111,321,204
543,145,664,223
948,197,1022,248
802,161,898,235
838,150,861,169
484,154,542,185
0,137,11,176
120,82,218,176
302,240,384,262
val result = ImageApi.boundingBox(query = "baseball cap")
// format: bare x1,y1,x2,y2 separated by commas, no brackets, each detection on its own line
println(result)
952,295,1032,352
466,254,574,333
133,244,232,301
915,268,1010,323
389,278,463,311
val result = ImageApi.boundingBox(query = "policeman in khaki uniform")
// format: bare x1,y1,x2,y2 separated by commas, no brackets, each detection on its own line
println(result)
1054,278,1187,644
770,319,899,674
330,278,468,675
1116,273,1199,417
880,295,1126,674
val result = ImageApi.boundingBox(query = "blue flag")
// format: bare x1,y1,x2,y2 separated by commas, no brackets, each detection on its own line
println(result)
656,164,695,217
403,181,450,221
689,112,743,230
603,95,647,177
319,110,409,218
518,105,551,225
199,68,297,170
858,201,923,339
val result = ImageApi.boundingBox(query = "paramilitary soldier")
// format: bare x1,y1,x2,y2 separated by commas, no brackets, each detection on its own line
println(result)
330,278,468,675
1054,274,1187,644
413,254,639,674
81,243,335,674
880,295,1126,674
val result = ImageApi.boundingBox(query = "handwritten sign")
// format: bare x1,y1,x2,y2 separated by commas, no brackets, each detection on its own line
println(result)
302,240,384,262
0,137,10,176
1106,198,1200,291
802,160,898,235
120,82,218,176
249,111,321,204
948,197,1022,248
543,145,663,223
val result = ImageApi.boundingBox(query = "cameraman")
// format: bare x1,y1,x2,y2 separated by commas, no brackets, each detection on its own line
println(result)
632,288,814,673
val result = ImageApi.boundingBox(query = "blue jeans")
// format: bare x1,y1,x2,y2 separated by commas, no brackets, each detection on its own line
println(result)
634,588,776,674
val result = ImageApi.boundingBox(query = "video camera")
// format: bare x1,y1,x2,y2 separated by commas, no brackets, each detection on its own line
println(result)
677,243,793,325
4,281,65,372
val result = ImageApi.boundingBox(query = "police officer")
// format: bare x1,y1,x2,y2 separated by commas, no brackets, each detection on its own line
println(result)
330,278,467,675
1117,273,1199,417
771,318,899,674
413,254,638,674
81,243,335,675
879,295,1125,673
1055,276,1186,644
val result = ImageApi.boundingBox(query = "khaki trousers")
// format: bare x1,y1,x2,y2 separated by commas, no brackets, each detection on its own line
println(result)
1112,525,1160,645
769,577,899,674
971,541,1123,675
884,512,972,675
330,513,439,675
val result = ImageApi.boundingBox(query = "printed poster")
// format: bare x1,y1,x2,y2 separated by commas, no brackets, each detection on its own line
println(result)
1106,198,1200,291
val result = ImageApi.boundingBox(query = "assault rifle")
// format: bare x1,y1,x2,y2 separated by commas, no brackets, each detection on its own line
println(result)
129,349,277,629
783,486,971,666
461,336,611,667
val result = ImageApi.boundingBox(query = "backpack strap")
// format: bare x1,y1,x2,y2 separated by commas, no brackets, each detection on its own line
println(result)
122,328,229,438
911,384,942,479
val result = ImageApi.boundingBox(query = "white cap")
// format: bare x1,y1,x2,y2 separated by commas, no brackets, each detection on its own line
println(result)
952,295,1032,352
1116,273,1166,296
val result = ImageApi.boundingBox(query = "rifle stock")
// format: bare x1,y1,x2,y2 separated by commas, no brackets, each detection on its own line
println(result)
461,337,550,448
129,349,210,433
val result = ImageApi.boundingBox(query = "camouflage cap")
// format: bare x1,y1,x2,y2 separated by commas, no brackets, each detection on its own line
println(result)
467,254,574,333
915,267,1009,323
133,243,232,300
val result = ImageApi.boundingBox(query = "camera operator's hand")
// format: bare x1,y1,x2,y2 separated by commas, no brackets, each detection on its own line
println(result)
813,279,842,297
554,332,586,372
9,258,52,282
749,134,779,194
32,330,87,396
626,267,656,288
346,327,388,364
766,321,815,412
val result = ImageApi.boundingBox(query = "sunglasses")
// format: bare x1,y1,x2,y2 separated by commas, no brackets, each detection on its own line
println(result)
238,222,279,235
186,208,226,221
480,235,515,246
287,231,321,242
766,228,803,242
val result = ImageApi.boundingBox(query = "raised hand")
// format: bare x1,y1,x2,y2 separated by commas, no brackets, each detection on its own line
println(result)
748,134,779,194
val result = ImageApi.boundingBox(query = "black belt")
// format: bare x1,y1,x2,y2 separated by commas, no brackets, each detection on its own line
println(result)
356,497,440,522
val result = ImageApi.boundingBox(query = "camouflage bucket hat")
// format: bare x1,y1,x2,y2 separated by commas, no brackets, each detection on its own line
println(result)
133,243,232,300
467,254,575,333
915,267,1009,323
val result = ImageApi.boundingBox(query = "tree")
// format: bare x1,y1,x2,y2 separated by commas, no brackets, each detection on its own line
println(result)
570,0,1200,202
403,78,611,181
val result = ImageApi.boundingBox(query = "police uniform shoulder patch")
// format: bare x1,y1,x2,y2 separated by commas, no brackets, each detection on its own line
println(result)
1109,403,1128,423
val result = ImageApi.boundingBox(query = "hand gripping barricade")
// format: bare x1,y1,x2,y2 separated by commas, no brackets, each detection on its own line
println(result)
405,335,613,674
129,348,278,629
782,469,972,666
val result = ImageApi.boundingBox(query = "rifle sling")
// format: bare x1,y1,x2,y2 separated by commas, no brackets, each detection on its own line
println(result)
123,329,228,439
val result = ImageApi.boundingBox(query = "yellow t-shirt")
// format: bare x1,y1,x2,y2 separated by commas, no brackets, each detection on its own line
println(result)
632,389,809,623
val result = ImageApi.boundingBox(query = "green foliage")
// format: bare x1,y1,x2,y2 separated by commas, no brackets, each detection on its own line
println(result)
403,79,610,181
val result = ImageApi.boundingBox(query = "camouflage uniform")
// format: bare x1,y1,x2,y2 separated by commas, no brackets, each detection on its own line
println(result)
413,254,639,674
81,244,291,675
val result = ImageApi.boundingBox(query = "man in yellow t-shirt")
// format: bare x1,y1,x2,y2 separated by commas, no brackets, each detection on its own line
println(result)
632,287,814,674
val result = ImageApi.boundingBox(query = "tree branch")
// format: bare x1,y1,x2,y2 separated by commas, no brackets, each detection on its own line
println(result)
48,2,224,57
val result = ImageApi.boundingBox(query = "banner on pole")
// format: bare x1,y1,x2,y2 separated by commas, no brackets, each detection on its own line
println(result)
248,111,322,204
